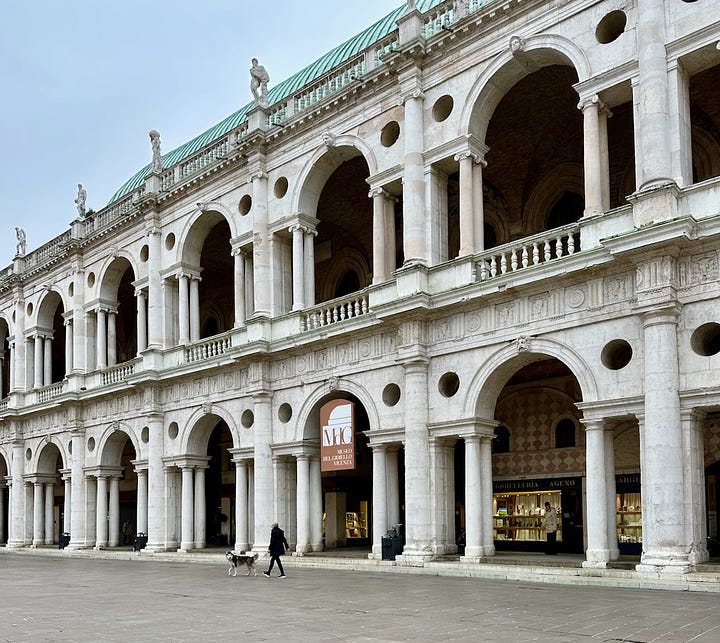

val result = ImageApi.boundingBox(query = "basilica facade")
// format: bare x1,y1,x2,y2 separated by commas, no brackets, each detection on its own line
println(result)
1,0,720,574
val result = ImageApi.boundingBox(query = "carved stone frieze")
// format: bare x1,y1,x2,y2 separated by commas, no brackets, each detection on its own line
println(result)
635,255,675,293
678,252,719,287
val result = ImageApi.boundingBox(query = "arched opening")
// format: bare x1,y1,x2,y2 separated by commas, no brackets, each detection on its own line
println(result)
205,420,234,547
690,61,720,184
36,442,64,545
100,257,138,365
0,317,10,399
99,429,138,548
303,392,382,552
0,454,9,543
36,291,66,385
198,220,233,339
314,156,373,303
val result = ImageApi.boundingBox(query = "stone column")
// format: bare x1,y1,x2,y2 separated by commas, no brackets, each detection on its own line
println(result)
402,359,432,559
681,409,709,564
462,435,481,558
371,189,388,283
64,319,73,374
108,476,120,547
253,393,273,549
95,475,108,549
252,170,272,316
295,455,311,554
0,481,5,544
599,105,612,212
637,308,688,572
62,474,71,534
234,459,249,552
85,476,97,547
232,249,246,327
178,275,190,344
304,228,316,308
32,482,44,546
146,221,164,349
136,468,148,534
580,96,604,218
25,483,33,544
291,226,306,311
107,311,117,366
96,309,107,370
371,444,388,558
180,467,194,551
194,466,206,549
456,152,475,256
145,414,166,551
136,289,147,354
385,197,396,277
479,436,494,555
635,0,673,190
189,278,200,342
604,428,619,561
33,334,43,389
0,355,4,399
387,447,400,530
42,336,52,385
8,439,25,547
68,430,86,549
583,419,611,566
310,456,323,551
402,90,427,264
8,341,14,392
44,482,54,544
667,60,692,188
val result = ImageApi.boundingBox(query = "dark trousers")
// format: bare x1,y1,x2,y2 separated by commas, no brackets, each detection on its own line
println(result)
546,531,557,554
267,555,285,575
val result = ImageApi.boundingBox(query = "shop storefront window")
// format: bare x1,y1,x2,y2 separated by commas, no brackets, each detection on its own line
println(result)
493,490,562,543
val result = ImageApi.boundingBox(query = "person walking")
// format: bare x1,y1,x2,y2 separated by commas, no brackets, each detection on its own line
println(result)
263,522,289,578
543,501,558,555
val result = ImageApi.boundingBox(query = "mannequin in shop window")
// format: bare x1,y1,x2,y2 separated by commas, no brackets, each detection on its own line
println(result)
544,501,558,554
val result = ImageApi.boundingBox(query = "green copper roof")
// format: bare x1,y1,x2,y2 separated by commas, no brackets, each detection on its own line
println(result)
109,0,445,204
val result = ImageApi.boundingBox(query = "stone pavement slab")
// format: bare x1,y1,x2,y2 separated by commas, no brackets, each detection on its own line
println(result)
1,553,720,642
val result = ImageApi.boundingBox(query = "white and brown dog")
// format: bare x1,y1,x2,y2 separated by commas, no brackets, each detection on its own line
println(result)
226,551,259,576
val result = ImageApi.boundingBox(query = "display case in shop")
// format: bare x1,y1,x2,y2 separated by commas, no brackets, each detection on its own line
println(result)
616,492,642,548
493,490,562,543
345,501,369,539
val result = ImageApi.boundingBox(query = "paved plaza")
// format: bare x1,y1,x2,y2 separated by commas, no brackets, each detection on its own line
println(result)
1,553,719,642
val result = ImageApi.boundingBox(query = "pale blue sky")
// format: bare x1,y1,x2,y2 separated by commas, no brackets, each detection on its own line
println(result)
0,0,400,265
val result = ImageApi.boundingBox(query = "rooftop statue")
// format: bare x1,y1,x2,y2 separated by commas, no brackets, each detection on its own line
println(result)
149,129,163,173
75,183,87,217
15,227,26,257
250,58,270,104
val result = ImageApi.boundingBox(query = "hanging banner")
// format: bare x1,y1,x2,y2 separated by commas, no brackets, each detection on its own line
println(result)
320,399,355,472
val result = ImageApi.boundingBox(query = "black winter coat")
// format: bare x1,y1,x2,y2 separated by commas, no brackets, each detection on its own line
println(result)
269,526,289,556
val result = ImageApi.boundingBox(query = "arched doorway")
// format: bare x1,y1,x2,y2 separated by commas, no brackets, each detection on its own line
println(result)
35,442,65,545
302,392,374,551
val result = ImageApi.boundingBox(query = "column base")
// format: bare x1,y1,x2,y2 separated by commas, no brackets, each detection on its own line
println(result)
583,548,612,567
293,544,312,555
311,543,324,552
395,548,433,567
143,543,168,553
5,540,27,549
636,549,694,574
233,542,251,554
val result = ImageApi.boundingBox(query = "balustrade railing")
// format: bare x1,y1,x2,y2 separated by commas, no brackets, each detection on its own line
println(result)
475,225,581,281
374,32,399,64
83,193,136,235
37,381,65,403
185,333,232,363
22,231,72,271
0,398,8,412
295,55,366,113
300,292,370,331
102,359,139,386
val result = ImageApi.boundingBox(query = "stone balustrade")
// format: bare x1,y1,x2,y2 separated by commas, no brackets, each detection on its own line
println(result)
36,381,65,404
101,359,139,386
300,292,370,331
294,55,366,114
184,333,232,364
475,224,581,281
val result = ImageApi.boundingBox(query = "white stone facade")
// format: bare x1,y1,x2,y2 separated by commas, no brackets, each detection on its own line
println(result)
1,0,720,574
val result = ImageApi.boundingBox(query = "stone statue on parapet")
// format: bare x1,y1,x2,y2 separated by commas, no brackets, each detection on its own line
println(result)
15,227,26,256
406,0,416,10
250,58,270,104
75,183,87,217
149,129,163,173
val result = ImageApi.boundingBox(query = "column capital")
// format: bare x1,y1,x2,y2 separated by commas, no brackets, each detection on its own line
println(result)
577,94,606,112
402,88,425,104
